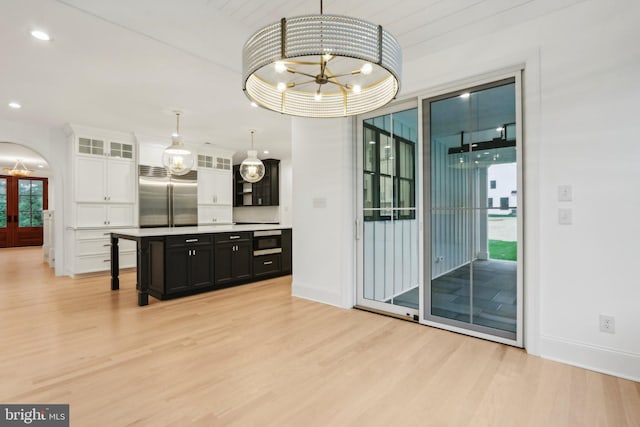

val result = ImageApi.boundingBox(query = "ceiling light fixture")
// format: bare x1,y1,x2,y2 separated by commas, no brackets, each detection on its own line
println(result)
239,130,265,183
161,112,194,176
8,102,21,109
30,30,51,41
3,159,33,177
242,0,401,118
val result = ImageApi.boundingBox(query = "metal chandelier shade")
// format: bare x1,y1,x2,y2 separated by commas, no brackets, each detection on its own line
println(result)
242,3,402,118
239,130,265,183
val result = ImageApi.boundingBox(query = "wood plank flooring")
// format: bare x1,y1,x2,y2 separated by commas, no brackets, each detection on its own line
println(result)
0,247,638,426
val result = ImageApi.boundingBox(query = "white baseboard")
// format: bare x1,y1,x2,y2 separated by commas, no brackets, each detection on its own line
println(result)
291,279,349,309
540,335,640,382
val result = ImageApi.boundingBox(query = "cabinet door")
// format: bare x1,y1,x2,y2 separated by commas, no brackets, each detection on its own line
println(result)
281,229,292,273
198,205,232,225
214,243,234,285
76,156,106,202
107,205,134,226
76,204,107,227
166,247,190,293
232,241,253,280
190,245,214,288
107,159,135,203
214,170,232,205
197,169,216,205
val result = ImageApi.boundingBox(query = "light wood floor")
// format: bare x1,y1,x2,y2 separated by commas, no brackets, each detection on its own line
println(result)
1,247,638,427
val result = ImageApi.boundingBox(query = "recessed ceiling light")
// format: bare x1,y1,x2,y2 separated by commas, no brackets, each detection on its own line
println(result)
30,30,51,41
250,101,258,108
37,164,44,168
8,102,21,109
263,150,269,154
460,93,470,99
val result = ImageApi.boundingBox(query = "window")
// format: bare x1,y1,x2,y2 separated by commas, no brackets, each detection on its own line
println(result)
362,121,416,221
490,180,497,189
488,197,493,208
500,197,509,210
0,178,6,228
18,179,44,227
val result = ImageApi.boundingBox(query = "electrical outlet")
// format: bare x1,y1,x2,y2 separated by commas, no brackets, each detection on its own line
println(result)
599,314,615,334
558,208,572,225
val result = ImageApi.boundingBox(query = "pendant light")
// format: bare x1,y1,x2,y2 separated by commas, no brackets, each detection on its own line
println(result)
3,159,33,177
242,0,402,118
239,130,265,183
162,112,194,176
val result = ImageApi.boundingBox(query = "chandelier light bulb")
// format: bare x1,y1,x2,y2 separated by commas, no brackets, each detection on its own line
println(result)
277,82,287,92
314,92,322,101
360,63,373,75
274,61,287,73
352,85,362,94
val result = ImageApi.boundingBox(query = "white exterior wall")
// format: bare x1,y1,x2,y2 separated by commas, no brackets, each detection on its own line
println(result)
290,0,640,380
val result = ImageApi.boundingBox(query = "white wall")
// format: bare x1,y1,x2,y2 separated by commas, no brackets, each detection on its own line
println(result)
406,0,640,380
290,0,640,380
0,118,67,276
291,117,355,308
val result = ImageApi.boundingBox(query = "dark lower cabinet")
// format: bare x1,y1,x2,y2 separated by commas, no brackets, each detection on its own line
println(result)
214,233,252,286
165,235,214,294
281,229,292,273
254,253,281,277
147,229,291,300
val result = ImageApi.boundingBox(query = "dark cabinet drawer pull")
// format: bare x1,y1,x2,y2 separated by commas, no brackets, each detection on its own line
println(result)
229,235,241,240
185,239,198,243
263,261,273,265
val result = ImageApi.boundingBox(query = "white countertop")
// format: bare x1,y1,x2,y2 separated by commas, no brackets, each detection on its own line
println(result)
110,223,291,238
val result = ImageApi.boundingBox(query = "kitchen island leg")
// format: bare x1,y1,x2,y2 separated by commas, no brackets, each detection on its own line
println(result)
137,238,149,306
111,235,119,290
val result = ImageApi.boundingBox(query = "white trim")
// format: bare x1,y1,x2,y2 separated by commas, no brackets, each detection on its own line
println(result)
292,279,349,309
540,335,640,382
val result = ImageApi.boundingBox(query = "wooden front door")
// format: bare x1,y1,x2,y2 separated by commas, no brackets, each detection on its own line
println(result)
0,176,48,248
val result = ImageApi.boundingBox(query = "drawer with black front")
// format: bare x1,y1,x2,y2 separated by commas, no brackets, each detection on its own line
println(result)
253,253,281,277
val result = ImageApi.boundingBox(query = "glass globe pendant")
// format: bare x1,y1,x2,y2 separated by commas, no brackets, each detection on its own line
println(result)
239,130,265,183
162,112,194,176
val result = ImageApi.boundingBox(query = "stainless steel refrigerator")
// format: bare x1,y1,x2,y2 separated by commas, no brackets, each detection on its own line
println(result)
139,165,198,227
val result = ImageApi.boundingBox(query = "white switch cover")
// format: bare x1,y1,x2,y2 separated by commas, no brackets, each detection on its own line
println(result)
558,208,572,225
558,185,573,201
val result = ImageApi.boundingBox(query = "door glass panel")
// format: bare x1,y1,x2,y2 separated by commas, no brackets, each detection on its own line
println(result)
426,80,518,339
362,107,419,310
18,179,44,228
0,178,6,228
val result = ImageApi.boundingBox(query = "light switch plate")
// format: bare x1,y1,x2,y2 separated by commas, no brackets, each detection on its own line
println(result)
558,185,572,202
558,208,572,225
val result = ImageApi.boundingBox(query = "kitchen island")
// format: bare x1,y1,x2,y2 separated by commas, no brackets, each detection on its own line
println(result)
110,224,292,306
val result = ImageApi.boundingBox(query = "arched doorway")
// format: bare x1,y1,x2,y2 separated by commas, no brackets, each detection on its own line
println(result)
0,142,51,248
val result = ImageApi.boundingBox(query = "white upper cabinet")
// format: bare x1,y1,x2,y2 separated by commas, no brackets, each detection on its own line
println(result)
197,154,232,206
74,137,136,204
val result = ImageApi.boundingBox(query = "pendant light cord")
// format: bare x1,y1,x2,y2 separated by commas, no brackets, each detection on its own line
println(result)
250,130,255,149
320,0,323,14
176,113,180,135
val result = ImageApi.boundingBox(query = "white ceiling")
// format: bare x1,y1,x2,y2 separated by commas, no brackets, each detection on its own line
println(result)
0,0,583,164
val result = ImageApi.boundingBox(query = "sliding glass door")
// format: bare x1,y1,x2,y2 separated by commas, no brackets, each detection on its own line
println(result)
422,77,522,345
356,101,420,318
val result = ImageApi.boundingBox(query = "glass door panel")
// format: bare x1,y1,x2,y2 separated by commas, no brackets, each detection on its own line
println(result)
0,176,47,247
424,78,521,343
358,104,419,316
